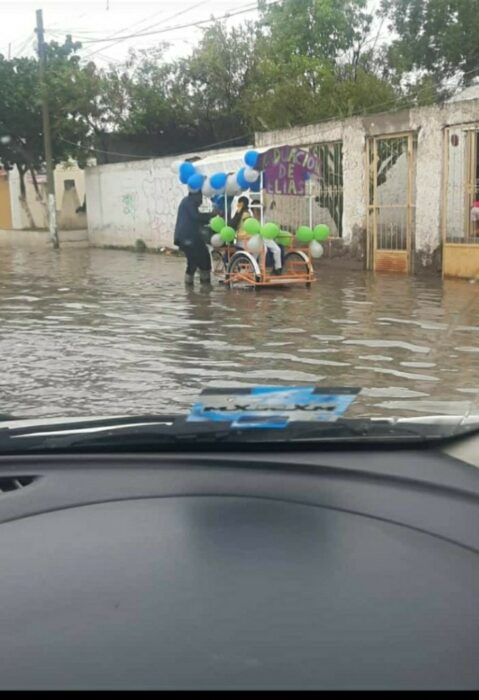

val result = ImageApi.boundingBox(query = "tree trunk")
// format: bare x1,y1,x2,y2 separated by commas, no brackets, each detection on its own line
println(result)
17,164,36,229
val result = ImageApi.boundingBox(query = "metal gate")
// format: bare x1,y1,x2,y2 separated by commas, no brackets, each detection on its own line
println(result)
442,126,479,278
367,133,416,273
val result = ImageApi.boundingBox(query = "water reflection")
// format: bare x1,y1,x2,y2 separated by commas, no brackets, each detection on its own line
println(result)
0,246,478,419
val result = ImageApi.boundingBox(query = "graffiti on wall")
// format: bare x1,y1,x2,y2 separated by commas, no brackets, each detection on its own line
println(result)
121,192,137,218
141,171,179,243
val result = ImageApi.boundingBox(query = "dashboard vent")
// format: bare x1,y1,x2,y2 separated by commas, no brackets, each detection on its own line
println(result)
0,476,37,494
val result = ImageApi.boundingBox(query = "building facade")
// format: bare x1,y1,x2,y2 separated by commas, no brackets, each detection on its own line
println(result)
256,97,479,277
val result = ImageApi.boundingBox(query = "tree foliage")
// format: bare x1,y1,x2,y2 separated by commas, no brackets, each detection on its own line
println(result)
1,0,477,172
0,37,98,194
381,0,479,89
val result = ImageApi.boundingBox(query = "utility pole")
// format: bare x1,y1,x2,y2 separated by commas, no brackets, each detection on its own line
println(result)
35,9,59,249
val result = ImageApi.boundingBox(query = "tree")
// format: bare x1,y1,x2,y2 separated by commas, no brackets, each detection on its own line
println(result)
0,37,99,218
381,0,479,92
176,21,257,146
244,0,398,130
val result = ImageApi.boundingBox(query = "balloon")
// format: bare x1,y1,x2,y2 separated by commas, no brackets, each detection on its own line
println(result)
309,240,324,258
219,226,236,243
187,173,204,192
202,178,216,197
261,222,280,240
277,230,293,247
210,234,223,248
236,168,249,190
243,217,261,236
247,234,264,255
210,215,226,233
250,178,261,193
179,162,196,184
296,225,314,243
211,194,224,208
313,224,331,241
244,150,259,168
210,172,227,192
244,167,259,183
225,173,242,196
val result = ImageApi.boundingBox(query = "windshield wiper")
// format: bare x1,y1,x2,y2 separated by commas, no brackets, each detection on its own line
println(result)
1,415,478,454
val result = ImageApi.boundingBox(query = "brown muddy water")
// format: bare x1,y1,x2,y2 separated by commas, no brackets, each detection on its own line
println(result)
1,246,478,420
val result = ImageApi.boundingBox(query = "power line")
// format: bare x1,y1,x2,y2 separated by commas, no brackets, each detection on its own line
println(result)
59,131,250,161
79,1,266,46
81,0,211,60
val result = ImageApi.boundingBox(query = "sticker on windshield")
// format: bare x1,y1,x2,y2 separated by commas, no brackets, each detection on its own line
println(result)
187,386,360,428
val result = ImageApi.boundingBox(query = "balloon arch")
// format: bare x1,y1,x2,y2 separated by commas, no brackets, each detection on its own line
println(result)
173,146,330,256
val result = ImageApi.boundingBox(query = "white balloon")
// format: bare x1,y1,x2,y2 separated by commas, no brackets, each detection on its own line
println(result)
210,234,224,248
309,240,324,259
244,167,259,183
202,178,215,198
247,234,264,255
225,173,242,196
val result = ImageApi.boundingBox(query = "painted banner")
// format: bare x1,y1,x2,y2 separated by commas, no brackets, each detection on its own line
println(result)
257,145,323,196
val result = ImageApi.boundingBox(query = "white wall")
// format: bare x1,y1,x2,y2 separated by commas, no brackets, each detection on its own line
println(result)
256,98,479,266
256,118,366,245
86,157,183,249
85,146,249,249
8,161,87,230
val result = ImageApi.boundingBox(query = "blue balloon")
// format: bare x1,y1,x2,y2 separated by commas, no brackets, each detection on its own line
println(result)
211,194,224,211
210,172,227,191
244,150,259,168
236,168,249,190
250,177,261,193
179,161,196,184
187,173,204,192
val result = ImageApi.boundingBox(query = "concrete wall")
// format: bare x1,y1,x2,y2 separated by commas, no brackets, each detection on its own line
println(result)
85,156,183,249
85,146,248,249
8,161,87,231
256,98,479,271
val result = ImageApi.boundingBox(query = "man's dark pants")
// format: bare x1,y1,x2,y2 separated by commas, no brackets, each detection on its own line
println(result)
179,238,212,276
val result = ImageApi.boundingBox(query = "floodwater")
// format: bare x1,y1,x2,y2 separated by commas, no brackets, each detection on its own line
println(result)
1,246,478,420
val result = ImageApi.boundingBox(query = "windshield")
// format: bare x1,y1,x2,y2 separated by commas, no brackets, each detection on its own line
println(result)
1,0,479,441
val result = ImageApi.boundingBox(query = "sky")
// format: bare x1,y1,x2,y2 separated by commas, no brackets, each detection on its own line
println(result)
0,0,267,65
1,0,385,67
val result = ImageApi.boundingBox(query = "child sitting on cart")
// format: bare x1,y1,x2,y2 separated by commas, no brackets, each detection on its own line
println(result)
248,199,283,275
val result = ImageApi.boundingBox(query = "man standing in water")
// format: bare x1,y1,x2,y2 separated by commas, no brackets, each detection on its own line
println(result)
174,191,212,285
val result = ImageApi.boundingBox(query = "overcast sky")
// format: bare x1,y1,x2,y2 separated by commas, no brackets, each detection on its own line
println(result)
1,0,384,67
0,0,267,65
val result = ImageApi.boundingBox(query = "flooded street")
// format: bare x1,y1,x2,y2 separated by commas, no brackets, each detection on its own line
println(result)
1,246,478,420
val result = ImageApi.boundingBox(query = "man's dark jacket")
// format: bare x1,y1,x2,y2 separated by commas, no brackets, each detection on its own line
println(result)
174,195,210,246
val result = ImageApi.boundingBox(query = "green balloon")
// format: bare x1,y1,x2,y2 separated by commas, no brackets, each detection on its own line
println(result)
296,225,314,243
261,222,280,239
243,217,261,236
277,230,293,247
210,215,225,233
313,224,330,241
219,226,236,243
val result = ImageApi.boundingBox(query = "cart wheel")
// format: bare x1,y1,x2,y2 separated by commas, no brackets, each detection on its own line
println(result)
211,249,227,278
227,251,261,289
284,250,314,287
